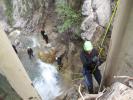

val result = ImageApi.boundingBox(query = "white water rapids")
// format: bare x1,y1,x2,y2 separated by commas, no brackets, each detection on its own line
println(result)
11,32,63,100
33,60,62,100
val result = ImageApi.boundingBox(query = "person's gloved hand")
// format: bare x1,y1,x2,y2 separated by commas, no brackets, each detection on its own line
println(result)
92,56,99,62
92,56,102,67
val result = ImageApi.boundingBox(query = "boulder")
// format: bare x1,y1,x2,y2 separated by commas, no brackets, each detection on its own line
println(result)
81,12,97,31
98,82,133,100
81,0,111,42
38,48,56,63
92,0,111,26
78,81,133,100
82,0,93,16
81,22,99,40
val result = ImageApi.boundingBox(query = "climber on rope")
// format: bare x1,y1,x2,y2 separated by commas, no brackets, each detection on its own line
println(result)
27,47,34,59
41,30,49,44
80,41,102,93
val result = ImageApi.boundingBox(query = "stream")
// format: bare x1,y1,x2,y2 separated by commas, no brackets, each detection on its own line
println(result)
12,31,63,100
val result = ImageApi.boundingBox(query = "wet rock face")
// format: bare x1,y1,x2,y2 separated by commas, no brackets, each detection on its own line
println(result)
1,0,55,33
0,0,12,33
81,0,111,43
12,0,48,32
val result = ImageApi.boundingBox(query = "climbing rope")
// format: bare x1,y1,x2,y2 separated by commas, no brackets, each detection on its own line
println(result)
71,0,121,93
97,0,121,92
92,0,121,74
71,0,121,91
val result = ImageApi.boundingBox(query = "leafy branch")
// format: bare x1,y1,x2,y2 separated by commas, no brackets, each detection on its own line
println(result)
56,2,82,34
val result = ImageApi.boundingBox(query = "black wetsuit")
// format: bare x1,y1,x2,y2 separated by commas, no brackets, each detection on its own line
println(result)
41,30,49,44
27,48,34,59
80,48,102,93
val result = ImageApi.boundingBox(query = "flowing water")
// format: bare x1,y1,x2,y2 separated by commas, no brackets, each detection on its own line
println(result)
16,33,62,100
33,60,62,100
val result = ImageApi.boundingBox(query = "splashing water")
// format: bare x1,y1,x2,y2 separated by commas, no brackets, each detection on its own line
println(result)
31,37,40,48
18,35,62,100
33,60,62,100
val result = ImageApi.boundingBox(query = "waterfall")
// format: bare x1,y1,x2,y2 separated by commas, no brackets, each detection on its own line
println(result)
33,60,62,100
16,35,63,100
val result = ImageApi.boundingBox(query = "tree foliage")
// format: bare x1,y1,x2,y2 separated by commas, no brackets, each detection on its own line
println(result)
3,0,13,26
56,2,82,34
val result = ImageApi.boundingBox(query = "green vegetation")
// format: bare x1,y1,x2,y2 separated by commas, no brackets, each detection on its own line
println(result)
56,2,82,36
3,0,13,26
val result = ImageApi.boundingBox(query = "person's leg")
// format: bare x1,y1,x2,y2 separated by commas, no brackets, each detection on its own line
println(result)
84,74,93,93
83,69,93,93
44,36,48,44
28,52,32,59
93,68,102,85
41,32,45,39
31,52,34,57
29,54,32,59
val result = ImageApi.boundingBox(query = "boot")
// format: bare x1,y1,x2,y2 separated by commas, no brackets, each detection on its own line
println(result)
88,87,93,94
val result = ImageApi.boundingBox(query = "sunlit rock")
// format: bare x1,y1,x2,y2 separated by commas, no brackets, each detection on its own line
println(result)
81,0,111,42
93,0,111,26
38,48,56,63
82,0,93,16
